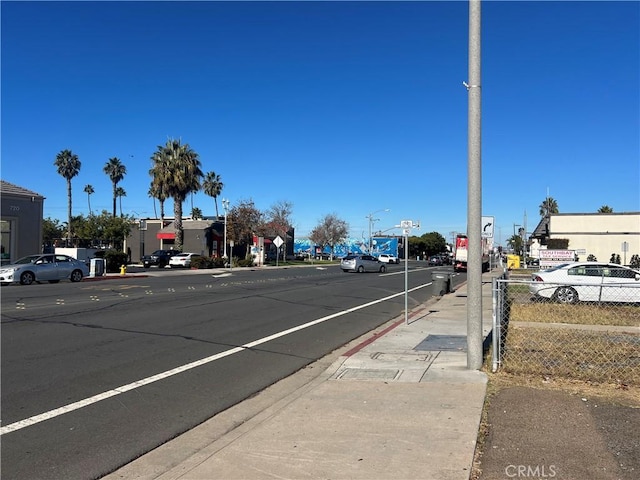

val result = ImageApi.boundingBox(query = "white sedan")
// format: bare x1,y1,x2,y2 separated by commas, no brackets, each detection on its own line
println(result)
529,262,640,304
377,254,399,264
169,253,201,268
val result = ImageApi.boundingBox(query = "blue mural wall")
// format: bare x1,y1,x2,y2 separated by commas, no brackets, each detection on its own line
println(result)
294,237,399,258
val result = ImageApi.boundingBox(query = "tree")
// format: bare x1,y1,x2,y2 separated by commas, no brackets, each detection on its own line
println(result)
309,213,349,260
227,199,264,258
609,253,621,265
150,138,203,251
54,149,81,244
507,234,523,255
148,154,169,223
630,254,640,269
539,197,559,217
191,207,203,220
264,200,294,262
148,186,158,219
42,217,64,247
115,186,126,217
104,157,127,218
597,205,613,213
83,184,95,216
587,254,597,261
202,171,224,218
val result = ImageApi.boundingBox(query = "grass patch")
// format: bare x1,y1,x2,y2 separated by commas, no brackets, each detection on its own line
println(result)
502,325,640,386
510,302,640,326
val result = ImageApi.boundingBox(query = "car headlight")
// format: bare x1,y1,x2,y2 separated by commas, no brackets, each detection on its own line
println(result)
0,267,16,275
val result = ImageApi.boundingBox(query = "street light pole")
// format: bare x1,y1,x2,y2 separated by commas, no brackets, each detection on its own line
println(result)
366,209,390,253
222,198,230,262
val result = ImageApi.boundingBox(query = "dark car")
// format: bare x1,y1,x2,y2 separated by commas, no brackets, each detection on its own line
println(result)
428,255,444,266
141,249,180,268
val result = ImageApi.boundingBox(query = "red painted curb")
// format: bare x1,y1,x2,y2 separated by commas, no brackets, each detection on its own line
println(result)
342,318,405,357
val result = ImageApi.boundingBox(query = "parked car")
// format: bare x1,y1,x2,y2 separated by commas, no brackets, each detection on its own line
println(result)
529,262,640,304
141,249,180,268
169,253,201,268
341,254,387,273
378,254,399,264
0,254,90,286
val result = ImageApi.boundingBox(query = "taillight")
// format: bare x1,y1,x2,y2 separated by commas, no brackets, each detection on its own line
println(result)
532,275,544,282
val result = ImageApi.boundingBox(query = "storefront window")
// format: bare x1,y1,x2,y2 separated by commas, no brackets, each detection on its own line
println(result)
1,220,11,264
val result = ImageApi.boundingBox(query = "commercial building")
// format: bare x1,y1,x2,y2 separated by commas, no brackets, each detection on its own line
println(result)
125,218,225,262
530,212,640,266
0,180,45,264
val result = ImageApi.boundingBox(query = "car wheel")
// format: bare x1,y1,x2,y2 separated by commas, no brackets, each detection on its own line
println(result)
380,265,387,273
20,271,35,285
70,270,84,282
554,286,578,304
357,265,365,273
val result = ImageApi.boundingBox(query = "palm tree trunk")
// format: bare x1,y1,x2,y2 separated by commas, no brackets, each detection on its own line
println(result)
67,179,73,245
214,198,219,218
112,183,117,217
174,199,184,251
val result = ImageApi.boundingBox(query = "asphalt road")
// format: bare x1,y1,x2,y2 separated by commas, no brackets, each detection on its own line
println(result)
1,262,460,480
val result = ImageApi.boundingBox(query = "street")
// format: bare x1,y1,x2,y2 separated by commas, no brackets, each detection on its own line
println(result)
1,262,459,479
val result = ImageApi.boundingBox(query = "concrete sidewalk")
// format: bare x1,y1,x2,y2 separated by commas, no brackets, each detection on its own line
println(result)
103,273,495,480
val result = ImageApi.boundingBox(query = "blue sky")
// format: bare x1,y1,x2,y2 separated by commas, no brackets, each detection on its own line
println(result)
2,1,639,245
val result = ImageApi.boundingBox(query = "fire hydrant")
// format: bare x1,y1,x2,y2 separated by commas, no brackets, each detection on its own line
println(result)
120,264,127,275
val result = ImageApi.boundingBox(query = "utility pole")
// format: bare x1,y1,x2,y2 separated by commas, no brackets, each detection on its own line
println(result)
466,0,483,370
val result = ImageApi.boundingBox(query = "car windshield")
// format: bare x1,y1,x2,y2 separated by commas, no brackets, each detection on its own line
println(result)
13,255,42,265
343,255,358,260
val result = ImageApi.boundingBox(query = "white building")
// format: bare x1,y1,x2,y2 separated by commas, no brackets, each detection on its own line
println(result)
530,212,640,265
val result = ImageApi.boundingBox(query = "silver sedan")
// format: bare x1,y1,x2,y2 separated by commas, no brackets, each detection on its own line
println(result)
0,254,90,285
341,254,387,273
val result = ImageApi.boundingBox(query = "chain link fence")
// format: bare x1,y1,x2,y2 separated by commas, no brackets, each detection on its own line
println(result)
492,275,640,386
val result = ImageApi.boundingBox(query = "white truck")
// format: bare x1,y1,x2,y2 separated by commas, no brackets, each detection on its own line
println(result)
454,234,490,272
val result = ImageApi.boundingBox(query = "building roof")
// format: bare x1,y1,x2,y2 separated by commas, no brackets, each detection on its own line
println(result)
0,180,44,198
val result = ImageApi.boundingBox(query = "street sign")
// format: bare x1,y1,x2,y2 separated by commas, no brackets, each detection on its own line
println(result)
400,220,413,229
481,216,494,238
273,235,284,248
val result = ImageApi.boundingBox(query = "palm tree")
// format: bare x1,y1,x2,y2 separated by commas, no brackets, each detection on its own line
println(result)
149,150,170,223
148,186,158,219
539,197,559,218
191,207,203,220
597,205,613,213
203,171,224,217
54,149,81,244
150,138,203,250
115,186,126,217
83,184,95,216
104,157,127,217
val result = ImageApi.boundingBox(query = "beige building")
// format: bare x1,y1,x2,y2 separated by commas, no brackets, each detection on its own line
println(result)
530,212,640,265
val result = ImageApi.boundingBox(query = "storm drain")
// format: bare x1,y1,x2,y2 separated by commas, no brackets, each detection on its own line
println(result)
337,368,401,381
370,352,435,362
414,335,467,352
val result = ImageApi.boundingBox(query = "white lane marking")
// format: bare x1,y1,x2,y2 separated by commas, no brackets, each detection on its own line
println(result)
1,283,430,436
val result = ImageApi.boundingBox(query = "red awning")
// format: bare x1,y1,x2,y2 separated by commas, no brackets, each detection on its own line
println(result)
157,232,175,240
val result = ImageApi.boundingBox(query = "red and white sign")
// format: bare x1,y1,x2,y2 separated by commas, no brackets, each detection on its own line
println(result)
539,249,576,269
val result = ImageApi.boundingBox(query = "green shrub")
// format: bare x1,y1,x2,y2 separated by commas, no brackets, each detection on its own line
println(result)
237,256,255,267
191,256,219,269
103,250,128,273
